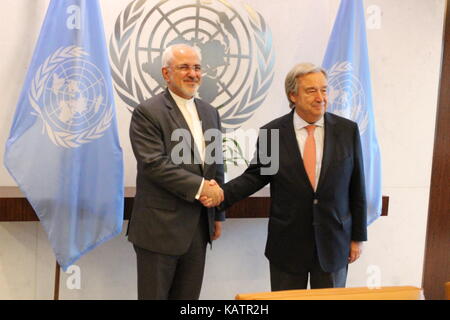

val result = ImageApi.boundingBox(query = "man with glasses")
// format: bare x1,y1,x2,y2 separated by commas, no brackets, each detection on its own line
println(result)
128,44,225,299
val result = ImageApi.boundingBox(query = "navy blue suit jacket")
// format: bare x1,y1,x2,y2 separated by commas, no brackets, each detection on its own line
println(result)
222,110,367,273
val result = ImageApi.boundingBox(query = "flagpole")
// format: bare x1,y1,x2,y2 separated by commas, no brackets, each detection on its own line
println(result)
54,261,60,300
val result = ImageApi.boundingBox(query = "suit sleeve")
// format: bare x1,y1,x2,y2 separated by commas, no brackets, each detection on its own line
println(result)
129,104,203,202
220,128,272,210
350,124,368,241
213,108,226,221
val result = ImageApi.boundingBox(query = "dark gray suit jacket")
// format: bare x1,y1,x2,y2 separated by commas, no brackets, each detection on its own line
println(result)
128,89,225,255
221,110,367,273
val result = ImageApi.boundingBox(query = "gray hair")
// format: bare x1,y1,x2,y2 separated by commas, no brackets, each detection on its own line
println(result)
285,63,327,108
162,44,202,68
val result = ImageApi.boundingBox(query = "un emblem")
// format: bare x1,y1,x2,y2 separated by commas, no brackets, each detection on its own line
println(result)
29,46,113,148
110,0,275,131
327,61,369,134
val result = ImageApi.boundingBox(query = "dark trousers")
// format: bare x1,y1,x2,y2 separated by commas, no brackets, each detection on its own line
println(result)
270,249,348,291
134,215,209,300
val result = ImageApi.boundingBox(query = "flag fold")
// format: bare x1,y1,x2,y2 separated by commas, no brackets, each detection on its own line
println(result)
322,0,382,225
4,0,124,270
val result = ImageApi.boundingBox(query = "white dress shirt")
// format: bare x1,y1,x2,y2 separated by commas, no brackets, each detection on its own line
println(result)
293,111,325,191
169,89,205,198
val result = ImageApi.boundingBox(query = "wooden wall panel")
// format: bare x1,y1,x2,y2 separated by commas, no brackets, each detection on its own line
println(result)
422,0,450,301
0,196,389,221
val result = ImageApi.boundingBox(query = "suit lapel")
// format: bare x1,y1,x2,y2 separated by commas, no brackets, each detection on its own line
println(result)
316,112,337,191
195,98,216,175
163,89,190,132
163,90,202,171
195,98,215,138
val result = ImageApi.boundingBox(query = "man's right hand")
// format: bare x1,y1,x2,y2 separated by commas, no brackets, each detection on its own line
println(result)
199,179,223,208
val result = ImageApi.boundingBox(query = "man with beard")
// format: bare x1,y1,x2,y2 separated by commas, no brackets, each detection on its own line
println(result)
128,44,225,299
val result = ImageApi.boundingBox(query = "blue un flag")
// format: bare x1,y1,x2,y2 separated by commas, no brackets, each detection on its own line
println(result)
4,0,124,270
322,0,382,225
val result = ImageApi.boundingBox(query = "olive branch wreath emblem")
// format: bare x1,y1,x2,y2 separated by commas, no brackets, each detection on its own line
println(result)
219,6,275,129
110,0,275,127
327,61,369,134
110,0,275,168
109,0,147,111
29,46,113,148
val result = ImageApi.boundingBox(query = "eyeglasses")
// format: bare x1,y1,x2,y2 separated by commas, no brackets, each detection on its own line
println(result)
170,64,202,73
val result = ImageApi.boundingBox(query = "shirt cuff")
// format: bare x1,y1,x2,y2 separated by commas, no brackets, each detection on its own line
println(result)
195,178,205,200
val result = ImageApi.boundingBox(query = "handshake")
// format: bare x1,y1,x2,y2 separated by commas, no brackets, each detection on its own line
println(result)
199,179,224,208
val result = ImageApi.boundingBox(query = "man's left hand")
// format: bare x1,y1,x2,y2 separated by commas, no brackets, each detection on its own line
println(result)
348,241,363,263
212,221,222,240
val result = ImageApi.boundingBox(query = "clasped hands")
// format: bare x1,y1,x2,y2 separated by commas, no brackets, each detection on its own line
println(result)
199,179,223,208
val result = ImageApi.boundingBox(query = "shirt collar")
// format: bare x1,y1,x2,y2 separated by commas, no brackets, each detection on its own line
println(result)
293,111,324,130
168,89,195,108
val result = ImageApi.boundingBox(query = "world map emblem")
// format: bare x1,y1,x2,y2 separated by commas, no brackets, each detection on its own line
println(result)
110,0,275,131
29,46,114,148
327,61,369,134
